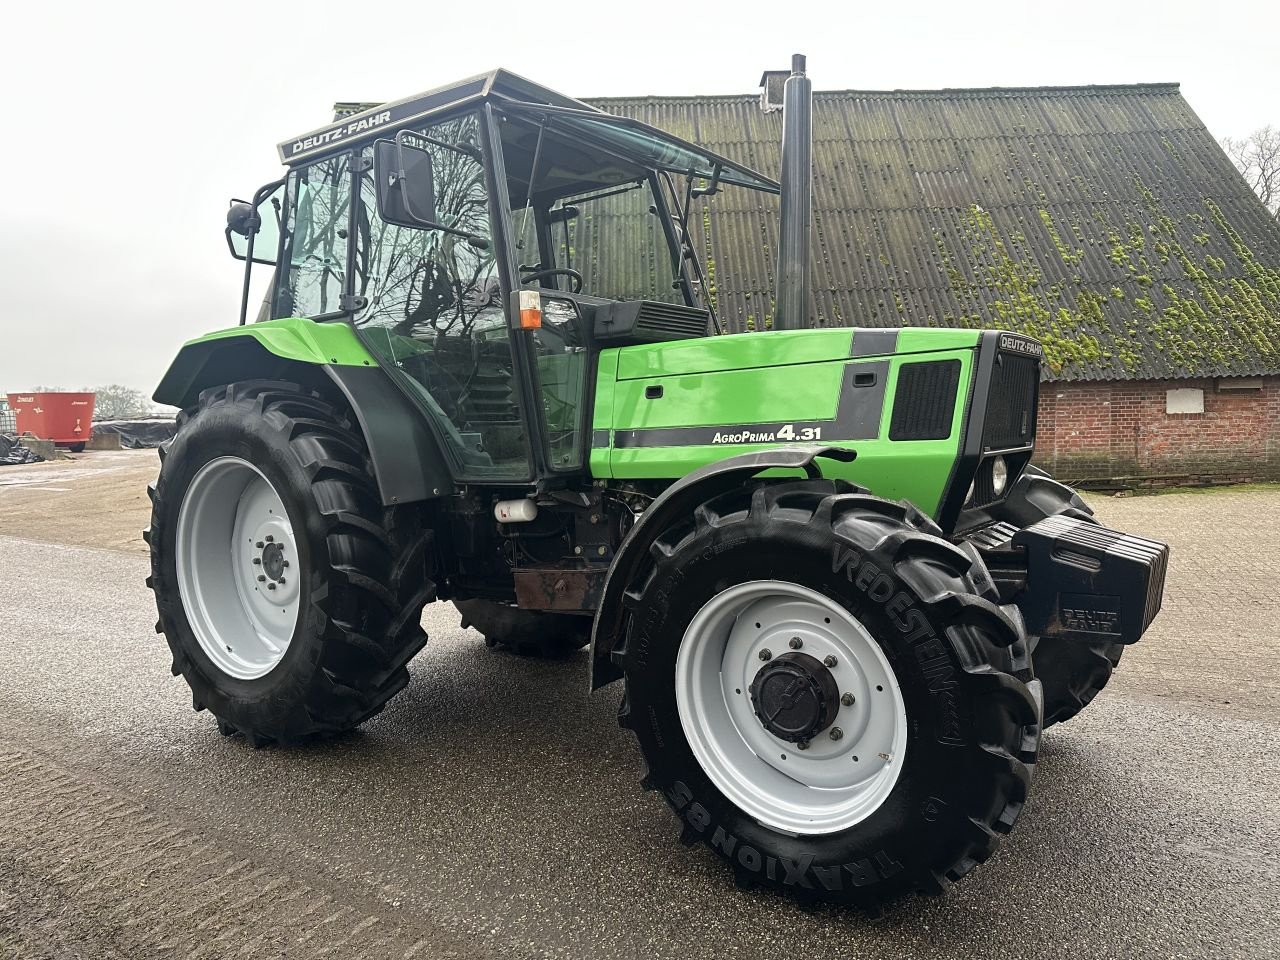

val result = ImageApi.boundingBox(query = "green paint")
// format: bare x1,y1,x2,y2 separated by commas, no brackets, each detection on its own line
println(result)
598,342,977,516
153,318,378,407
185,317,376,365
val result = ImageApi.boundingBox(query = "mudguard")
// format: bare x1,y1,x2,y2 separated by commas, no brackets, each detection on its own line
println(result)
153,319,450,506
589,444,857,690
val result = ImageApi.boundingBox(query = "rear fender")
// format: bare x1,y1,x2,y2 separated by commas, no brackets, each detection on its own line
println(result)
153,320,451,505
589,444,856,691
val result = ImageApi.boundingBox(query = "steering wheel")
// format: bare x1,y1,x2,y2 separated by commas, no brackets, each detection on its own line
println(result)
520,267,583,293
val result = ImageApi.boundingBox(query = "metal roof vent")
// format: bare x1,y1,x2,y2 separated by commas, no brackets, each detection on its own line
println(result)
331,101,383,122
759,70,788,113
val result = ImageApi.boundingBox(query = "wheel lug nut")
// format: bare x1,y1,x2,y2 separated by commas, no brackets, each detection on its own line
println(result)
758,648,772,661
789,636,803,649
829,726,844,741
841,692,855,706
824,655,838,668
255,541,264,548
797,739,809,750
265,535,274,542
257,575,266,582
252,557,261,565
278,577,286,584
267,583,276,591
282,560,289,568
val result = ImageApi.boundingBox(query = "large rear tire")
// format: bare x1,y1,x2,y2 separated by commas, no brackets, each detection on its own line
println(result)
145,381,435,745
615,482,1040,906
998,465,1124,727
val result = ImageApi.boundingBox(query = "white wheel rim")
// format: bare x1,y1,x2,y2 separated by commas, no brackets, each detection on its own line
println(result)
675,580,908,835
175,457,300,680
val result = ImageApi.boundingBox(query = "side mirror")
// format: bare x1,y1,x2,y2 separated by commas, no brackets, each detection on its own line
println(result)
374,136,437,228
226,180,284,265
373,132,490,249
226,202,259,237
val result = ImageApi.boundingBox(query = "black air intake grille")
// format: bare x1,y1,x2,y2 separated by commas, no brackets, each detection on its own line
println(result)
593,300,710,344
983,354,1039,450
634,302,710,339
889,360,961,440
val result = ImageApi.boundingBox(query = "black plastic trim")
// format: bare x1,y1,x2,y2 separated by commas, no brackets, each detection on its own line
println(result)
937,332,997,533
849,328,900,357
324,364,452,505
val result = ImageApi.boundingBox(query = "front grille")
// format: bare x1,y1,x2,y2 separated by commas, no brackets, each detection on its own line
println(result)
889,360,961,440
983,353,1039,450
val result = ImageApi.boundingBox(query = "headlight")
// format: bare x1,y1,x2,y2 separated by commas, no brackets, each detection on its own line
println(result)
991,456,1009,497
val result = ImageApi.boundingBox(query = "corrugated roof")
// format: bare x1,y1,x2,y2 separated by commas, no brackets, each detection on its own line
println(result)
590,84,1280,381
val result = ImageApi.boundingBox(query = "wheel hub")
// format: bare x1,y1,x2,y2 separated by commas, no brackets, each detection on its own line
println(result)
260,540,287,582
749,652,839,743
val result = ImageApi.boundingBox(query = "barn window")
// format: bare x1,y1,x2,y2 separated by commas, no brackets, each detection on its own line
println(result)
1165,388,1204,414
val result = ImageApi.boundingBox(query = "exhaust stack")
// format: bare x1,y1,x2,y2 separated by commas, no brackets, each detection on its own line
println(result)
773,53,812,331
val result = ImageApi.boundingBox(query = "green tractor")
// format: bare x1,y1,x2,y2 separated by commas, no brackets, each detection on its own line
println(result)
146,60,1168,906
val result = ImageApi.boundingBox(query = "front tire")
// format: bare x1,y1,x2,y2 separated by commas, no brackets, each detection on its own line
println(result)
145,381,435,745
616,483,1040,906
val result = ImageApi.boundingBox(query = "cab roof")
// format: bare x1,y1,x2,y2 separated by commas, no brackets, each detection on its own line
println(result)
277,68,778,194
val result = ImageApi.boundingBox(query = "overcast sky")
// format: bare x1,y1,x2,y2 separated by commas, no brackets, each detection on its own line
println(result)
1,0,1274,398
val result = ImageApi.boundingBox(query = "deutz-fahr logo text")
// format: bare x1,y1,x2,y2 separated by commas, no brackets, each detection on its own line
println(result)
290,110,393,156
998,333,1044,358
1060,604,1121,635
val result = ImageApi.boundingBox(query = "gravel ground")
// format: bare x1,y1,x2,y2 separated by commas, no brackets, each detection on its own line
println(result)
0,453,1277,958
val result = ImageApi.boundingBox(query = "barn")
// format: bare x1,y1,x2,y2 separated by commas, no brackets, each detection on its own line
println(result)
594,82,1280,483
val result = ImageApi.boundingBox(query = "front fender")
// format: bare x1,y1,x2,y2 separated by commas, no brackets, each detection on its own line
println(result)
153,318,378,407
588,444,857,691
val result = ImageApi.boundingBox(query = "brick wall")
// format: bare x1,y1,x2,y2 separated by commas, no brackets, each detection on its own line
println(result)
1034,377,1280,482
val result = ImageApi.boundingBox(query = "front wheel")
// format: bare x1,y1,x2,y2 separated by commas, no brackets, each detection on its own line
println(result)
616,484,1040,906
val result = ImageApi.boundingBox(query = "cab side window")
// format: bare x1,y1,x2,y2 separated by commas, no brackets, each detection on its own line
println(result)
353,114,528,479
279,154,352,318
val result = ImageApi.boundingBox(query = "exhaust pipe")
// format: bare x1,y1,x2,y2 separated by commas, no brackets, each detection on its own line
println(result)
774,53,812,332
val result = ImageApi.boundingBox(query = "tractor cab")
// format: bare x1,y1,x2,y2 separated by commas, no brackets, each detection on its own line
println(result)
225,70,778,486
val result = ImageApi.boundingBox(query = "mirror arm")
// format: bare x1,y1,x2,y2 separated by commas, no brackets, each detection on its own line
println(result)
234,177,287,325
427,221,491,250
396,128,481,161
691,162,723,198
238,229,256,326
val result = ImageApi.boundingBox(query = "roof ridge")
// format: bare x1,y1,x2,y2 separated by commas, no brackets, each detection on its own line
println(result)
587,82,1182,104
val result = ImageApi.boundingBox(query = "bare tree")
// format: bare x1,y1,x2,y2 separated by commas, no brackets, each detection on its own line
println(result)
1223,126,1280,218
91,384,149,419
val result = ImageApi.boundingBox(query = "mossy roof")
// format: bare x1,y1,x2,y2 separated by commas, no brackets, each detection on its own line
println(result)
590,84,1280,382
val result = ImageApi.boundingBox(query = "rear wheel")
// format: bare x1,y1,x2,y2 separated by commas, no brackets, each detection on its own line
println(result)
616,483,1040,906
145,380,436,745
454,598,590,658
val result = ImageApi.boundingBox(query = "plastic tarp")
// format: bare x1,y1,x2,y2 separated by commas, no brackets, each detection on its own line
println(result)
0,434,44,465
92,418,177,449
